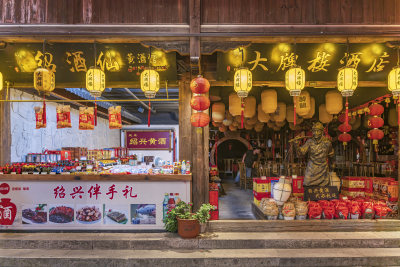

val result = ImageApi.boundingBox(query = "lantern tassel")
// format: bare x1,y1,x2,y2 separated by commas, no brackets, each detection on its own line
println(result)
240,98,244,129
148,100,151,127
345,96,349,126
293,96,297,126
94,97,97,127
398,102,400,126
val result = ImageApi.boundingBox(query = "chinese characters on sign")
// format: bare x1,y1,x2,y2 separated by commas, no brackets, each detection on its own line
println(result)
126,131,171,150
304,186,339,201
54,184,138,200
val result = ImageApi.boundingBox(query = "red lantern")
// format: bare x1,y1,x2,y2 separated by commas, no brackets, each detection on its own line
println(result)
190,95,210,111
190,76,210,94
338,133,352,144
368,103,384,116
191,112,210,127
338,123,352,133
368,116,384,129
338,113,351,123
368,129,384,144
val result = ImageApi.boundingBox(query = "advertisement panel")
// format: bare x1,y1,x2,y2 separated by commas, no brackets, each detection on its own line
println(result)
0,180,189,230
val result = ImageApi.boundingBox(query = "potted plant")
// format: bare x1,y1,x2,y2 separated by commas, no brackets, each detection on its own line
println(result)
164,201,214,238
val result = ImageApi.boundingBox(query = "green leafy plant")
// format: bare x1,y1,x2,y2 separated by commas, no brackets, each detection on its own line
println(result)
163,201,215,232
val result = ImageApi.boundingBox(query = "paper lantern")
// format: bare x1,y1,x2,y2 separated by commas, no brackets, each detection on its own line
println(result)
254,122,264,133
190,95,210,111
274,102,287,122
368,129,384,144
212,102,225,122
244,96,256,118
338,123,352,133
296,91,311,116
229,125,237,131
34,68,55,95
229,93,242,116
338,133,352,144
273,176,292,205
190,112,210,127
222,118,233,126
369,103,384,116
140,69,159,98
388,108,398,127
368,117,384,128
267,121,275,128
286,105,295,123
190,75,210,94
303,97,315,119
272,126,281,131
285,67,305,96
258,104,270,122
337,67,358,97
388,67,400,96
325,90,343,115
234,68,252,98
319,104,333,124
246,115,258,125
275,120,286,127
219,125,227,133
261,89,277,114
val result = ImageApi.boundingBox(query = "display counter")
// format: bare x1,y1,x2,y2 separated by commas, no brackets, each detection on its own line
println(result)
0,174,191,230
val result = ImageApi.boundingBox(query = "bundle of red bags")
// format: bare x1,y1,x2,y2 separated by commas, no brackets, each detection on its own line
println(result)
318,200,335,219
307,201,322,219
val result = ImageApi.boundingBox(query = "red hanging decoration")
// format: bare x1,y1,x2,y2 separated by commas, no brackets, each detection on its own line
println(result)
345,96,349,126
42,97,47,126
293,96,297,126
190,95,210,111
94,98,97,127
190,75,210,94
240,98,244,129
190,112,210,127
148,100,151,127
368,103,384,116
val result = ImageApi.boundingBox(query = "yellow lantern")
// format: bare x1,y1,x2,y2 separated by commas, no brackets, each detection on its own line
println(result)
244,96,256,118
258,104,270,122
34,68,55,95
274,102,287,122
234,68,252,98
303,97,315,119
212,102,225,122
296,90,311,116
0,72,3,91
285,67,305,96
261,89,277,114
388,67,400,96
319,104,333,124
325,90,343,115
86,67,105,97
229,93,242,116
140,69,159,98
337,67,358,97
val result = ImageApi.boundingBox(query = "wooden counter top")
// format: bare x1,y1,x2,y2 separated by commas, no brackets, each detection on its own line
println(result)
0,174,192,182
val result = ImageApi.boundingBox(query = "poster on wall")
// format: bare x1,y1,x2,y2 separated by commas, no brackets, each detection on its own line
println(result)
0,181,189,230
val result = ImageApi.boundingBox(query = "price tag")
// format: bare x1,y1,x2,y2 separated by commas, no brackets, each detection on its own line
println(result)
33,172,40,175
22,172,29,175
11,172,17,175
0,172,4,175
50,172,56,175
41,172,48,175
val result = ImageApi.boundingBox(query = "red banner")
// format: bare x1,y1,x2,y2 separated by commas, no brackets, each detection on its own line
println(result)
126,131,171,150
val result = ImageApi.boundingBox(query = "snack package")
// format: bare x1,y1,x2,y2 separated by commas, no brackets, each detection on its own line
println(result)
108,106,122,129
319,200,335,219
334,201,349,219
35,106,46,129
295,200,308,220
282,202,296,220
57,105,71,128
361,201,375,219
348,201,361,219
308,201,322,219
374,203,391,219
79,107,95,130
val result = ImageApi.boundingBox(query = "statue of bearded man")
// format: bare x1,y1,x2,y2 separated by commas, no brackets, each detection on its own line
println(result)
295,122,335,186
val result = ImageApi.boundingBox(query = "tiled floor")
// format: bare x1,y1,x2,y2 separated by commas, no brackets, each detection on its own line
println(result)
218,177,256,220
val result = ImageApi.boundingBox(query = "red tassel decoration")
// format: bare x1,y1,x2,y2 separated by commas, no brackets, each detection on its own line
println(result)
345,96,349,126
43,96,46,126
148,100,151,127
293,96,297,126
94,98,98,127
240,98,244,129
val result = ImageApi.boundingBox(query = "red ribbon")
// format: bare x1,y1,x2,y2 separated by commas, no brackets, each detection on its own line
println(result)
345,96,349,126
148,100,151,127
293,96,297,126
94,99,97,127
43,96,46,125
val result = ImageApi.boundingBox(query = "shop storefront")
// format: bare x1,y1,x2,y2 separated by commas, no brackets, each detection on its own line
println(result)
0,0,399,232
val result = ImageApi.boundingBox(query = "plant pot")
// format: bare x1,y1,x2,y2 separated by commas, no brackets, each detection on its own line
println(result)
177,217,200,238
200,222,208,233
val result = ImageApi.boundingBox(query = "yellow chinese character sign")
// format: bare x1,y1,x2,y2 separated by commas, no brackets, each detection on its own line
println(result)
126,131,171,150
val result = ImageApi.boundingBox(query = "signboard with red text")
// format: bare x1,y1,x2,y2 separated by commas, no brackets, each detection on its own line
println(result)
0,181,189,230
125,130,171,150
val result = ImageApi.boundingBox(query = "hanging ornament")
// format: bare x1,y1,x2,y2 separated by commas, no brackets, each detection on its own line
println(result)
367,103,384,151
190,112,210,127
234,68,252,98
190,75,210,94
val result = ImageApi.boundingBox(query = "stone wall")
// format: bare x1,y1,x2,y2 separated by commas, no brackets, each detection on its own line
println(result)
10,89,121,162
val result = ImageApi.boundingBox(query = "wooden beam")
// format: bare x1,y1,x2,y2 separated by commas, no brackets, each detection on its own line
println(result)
179,75,192,162
0,87,11,165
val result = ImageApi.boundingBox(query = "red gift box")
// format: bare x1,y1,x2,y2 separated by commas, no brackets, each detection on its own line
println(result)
292,176,304,193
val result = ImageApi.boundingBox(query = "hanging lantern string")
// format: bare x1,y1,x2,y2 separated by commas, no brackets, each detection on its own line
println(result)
94,96,97,126
165,81,169,99
240,98,244,129
148,46,152,128
345,96,349,126
43,94,47,126
5,81,9,101
293,96,297,126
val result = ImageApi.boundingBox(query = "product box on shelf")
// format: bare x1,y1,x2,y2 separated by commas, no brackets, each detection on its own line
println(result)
341,187,365,198
342,177,365,189
292,176,304,193
292,192,304,200
388,181,399,202
253,178,270,193
363,177,373,193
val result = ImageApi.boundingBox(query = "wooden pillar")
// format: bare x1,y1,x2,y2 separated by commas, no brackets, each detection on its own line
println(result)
179,75,192,161
0,88,11,165
398,104,400,218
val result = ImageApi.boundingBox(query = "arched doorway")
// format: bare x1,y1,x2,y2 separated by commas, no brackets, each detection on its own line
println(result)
210,136,251,166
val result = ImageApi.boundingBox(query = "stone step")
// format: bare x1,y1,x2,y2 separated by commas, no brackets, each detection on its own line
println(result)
209,219,400,232
0,247,400,266
0,232,399,250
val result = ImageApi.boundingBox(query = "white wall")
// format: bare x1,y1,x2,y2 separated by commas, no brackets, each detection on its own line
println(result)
10,89,121,162
121,125,179,163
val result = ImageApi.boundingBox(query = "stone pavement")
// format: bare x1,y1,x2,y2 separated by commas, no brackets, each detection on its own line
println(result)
0,231,400,266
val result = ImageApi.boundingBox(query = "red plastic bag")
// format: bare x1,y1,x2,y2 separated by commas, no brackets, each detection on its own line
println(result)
79,107,95,130
108,106,122,129
348,201,361,219
334,201,349,219
374,203,392,219
361,202,375,219
308,201,322,219
57,105,71,129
